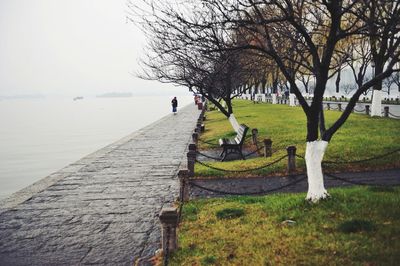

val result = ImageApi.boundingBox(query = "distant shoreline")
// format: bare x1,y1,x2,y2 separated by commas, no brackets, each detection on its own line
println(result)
96,92,133,98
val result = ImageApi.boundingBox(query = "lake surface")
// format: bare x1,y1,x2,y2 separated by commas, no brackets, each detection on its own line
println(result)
0,96,193,200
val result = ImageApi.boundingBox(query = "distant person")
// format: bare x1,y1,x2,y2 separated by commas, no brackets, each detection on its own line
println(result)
171,97,178,115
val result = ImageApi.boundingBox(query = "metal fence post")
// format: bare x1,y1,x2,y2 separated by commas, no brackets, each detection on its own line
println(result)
286,146,297,174
327,103,330,110
263,139,273,157
366,105,370,115
178,169,189,202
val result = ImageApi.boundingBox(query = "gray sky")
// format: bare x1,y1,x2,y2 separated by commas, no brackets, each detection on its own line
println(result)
0,0,187,97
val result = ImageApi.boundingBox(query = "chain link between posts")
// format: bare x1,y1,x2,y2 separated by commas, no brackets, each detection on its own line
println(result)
294,148,399,165
196,146,288,162
322,148,400,165
195,154,287,173
389,112,400,118
324,172,393,187
353,107,366,113
198,134,254,147
189,174,307,196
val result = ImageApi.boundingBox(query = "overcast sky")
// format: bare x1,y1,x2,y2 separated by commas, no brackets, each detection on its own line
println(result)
0,0,187,98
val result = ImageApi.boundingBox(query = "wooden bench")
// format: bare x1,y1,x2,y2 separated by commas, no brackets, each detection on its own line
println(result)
218,124,249,161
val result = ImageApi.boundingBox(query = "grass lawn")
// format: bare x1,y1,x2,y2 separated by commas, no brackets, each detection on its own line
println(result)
170,186,400,265
196,100,400,178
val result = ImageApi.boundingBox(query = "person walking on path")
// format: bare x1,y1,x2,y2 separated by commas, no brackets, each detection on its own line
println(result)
172,96,178,114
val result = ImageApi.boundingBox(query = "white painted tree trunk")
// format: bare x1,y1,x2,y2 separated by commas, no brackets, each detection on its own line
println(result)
258,83,262,93
371,89,382,117
261,94,266,102
272,93,277,104
305,140,329,202
228,113,240,132
289,94,296,106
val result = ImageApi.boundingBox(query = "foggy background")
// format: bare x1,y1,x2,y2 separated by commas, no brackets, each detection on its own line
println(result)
0,0,188,99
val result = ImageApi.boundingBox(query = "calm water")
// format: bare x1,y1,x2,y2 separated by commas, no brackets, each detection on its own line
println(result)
0,96,193,200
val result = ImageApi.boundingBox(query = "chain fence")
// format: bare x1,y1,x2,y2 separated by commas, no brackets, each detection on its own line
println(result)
197,138,220,147
389,112,400,118
195,154,287,173
195,146,266,161
196,150,224,161
243,145,265,157
353,107,366,113
294,148,399,166
189,174,307,196
322,148,400,165
324,172,392,187
322,104,400,119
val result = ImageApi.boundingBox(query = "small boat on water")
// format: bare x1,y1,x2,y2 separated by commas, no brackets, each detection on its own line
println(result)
73,96,84,101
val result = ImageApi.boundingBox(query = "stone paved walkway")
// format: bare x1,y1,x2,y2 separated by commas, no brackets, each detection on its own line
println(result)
0,104,200,266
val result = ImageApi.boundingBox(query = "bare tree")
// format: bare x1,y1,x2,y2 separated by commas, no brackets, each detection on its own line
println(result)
133,0,400,202
130,0,254,130
390,72,400,93
341,83,357,96
360,1,400,115
382,74,396,97
346,36,373,97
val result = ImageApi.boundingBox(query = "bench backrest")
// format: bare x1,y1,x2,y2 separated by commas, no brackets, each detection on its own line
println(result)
234,124,249,145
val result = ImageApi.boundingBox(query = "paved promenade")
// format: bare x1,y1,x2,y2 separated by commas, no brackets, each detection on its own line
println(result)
0,104,200,265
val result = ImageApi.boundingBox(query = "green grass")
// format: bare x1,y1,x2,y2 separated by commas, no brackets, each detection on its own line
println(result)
170,186,400,265
196,100,400,178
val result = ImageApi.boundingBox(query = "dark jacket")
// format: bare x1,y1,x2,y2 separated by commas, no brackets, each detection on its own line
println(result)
172,98,178,107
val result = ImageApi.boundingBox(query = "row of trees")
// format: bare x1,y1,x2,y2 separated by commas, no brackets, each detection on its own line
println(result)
131,0,400,202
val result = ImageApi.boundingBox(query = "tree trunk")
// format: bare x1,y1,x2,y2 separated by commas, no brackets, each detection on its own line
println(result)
371,89,382,116
228,113,240,132
335,68,341,93
289,93,296,106
305,140,329,202
272,93,277,104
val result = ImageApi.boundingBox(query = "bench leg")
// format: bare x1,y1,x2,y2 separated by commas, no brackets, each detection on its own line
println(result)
221,148,232,161
239,150,245,160
221,149,230,161
220,148,225,157
235,147,245,160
